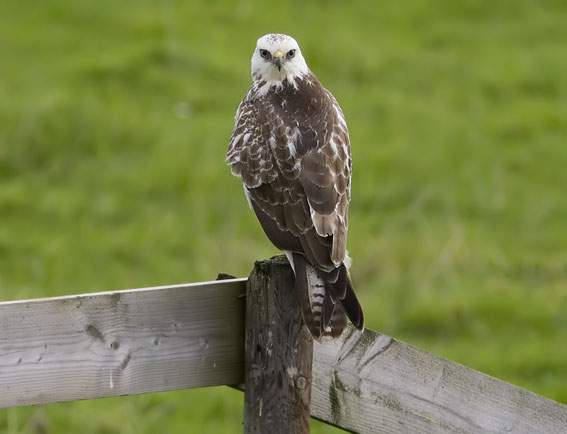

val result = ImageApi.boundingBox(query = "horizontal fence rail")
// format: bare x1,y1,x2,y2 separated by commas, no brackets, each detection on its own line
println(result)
311,328,567,433
0,279,247,407
1,275,566,433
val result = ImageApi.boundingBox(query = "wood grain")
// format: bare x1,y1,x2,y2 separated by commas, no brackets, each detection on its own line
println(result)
311,326,567,434
0,279,246,408
243,257,313,434
1,266,565,434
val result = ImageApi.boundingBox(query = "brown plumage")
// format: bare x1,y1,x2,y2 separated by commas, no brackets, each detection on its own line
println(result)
226,34,364,339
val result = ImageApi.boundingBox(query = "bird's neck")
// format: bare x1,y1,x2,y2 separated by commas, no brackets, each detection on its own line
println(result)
252,71,310,97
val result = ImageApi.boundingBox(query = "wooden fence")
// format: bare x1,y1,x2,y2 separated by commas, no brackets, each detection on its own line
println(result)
1,258,566,433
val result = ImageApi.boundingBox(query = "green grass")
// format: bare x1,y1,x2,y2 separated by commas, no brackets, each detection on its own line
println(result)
1,0,566,432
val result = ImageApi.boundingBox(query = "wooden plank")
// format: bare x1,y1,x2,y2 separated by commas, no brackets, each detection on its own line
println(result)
0,279,247,408
311,326,567,434
1,275,566,434
244,258,313,434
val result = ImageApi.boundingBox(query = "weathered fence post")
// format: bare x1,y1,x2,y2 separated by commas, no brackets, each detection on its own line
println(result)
1,272,566,432
243,256,313,434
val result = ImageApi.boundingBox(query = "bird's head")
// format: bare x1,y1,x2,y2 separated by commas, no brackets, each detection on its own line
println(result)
251,34,310,87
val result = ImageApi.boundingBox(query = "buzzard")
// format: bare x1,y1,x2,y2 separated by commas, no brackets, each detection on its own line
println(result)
226,33,364,339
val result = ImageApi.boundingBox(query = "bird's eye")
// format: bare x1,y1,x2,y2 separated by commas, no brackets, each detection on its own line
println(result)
259,49,271,59
287,49,296,59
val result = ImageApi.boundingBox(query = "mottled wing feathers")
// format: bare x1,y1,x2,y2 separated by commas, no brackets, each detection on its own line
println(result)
227,74,351,266
300,152,339,215
227,73,362,338
227,102,277,188
297,92,351,267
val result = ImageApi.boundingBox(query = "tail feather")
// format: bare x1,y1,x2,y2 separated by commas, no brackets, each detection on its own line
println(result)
327,264,347,300
326,301,348,338
321,290,336,333
293,253,323,339
341,275,364,330
292,253,364,339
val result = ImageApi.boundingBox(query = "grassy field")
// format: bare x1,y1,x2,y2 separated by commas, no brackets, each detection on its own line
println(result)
1,0,566,432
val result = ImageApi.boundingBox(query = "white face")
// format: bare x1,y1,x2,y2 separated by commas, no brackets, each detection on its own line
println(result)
251,34,310,84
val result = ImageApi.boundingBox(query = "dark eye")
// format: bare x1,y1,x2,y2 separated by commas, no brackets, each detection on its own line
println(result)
259,49,271,59
287,49,296,59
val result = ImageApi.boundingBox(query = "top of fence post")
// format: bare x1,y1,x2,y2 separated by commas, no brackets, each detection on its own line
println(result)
243,256,313,434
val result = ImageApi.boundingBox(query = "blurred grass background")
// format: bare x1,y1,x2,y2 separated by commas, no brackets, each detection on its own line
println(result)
0,0,566,432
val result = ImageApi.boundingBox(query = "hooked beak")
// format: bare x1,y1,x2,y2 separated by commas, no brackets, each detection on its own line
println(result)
273,50,284,71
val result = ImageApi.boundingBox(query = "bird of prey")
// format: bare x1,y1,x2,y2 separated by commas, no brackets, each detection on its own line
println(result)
226,33,363,339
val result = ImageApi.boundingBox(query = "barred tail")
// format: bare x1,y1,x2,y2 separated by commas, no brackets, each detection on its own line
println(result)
291,253,364,339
